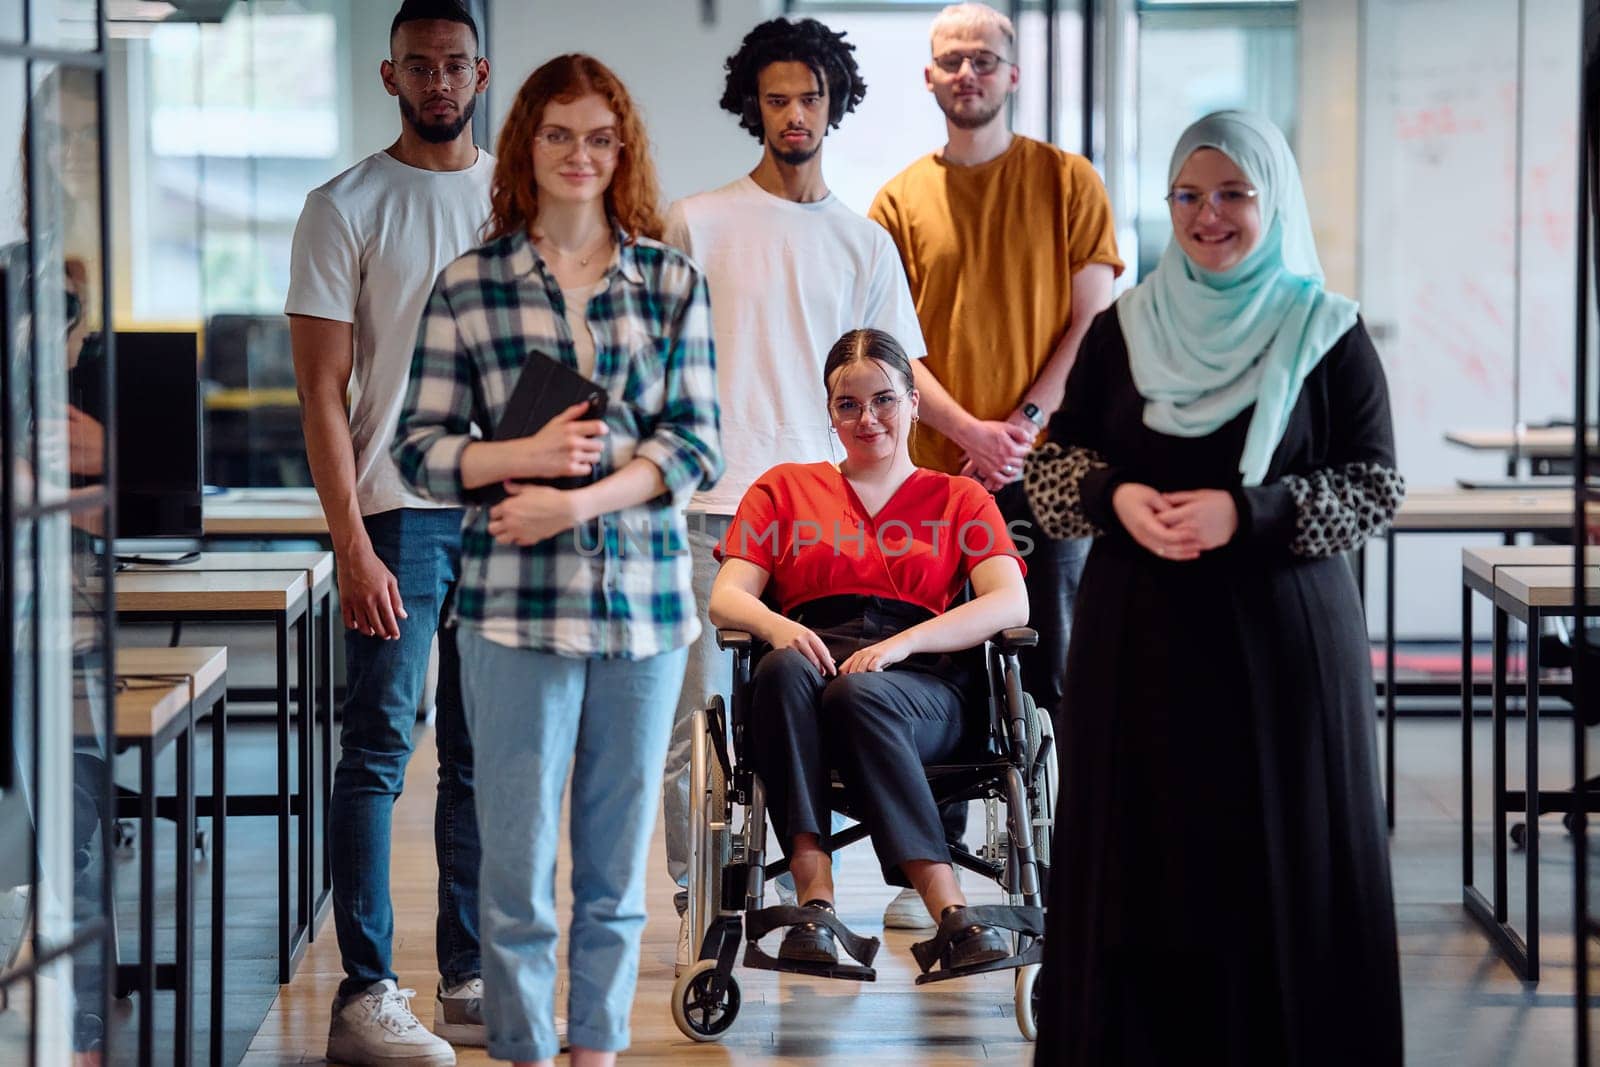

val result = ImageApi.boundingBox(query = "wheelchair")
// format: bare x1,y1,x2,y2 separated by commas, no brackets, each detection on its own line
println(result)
670,619,1058,1043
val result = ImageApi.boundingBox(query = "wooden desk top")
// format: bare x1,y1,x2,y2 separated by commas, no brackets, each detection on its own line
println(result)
204,488,328,537
1444,427,1598,457
115,568,308,614
115,646,227,738
1462,545,1600,584
1493,565,1600,609
1393,486,1579,531
125,551,334,595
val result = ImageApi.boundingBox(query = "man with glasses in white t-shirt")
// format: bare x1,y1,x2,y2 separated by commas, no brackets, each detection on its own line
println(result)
285,2,506,1062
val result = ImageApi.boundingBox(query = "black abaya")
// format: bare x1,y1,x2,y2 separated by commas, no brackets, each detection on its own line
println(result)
1025,307,1405,1066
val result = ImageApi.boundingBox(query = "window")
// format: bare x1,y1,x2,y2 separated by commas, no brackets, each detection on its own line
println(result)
1132,1,1297,277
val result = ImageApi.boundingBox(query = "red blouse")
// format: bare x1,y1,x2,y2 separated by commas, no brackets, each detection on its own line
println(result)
716,462,1025,617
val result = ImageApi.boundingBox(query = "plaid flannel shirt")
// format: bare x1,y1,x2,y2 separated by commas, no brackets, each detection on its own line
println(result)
392,229,723,659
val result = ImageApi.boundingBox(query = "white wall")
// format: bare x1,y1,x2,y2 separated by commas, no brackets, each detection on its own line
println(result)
486,0,781,204
1359,0,1582,638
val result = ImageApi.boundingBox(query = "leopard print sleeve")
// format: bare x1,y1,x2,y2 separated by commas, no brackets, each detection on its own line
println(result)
1282,462,1406,558
1023,441,1109,540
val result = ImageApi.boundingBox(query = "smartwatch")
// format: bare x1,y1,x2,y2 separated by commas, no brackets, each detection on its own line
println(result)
1020,402,1047,429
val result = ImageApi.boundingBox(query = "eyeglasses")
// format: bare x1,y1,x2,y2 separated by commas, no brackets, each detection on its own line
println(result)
393,60,479,91
534,128,624,161
1165,185,1260,218
64,287,82,331
932,50,1011,76
831,393,905,424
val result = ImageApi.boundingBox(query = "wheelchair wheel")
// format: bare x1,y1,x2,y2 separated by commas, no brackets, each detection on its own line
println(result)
1027,697,1057,869
672,959,741,1041
1014,962,1041,1041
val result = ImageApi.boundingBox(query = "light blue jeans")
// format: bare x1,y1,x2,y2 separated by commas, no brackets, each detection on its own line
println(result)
458,627,686,1063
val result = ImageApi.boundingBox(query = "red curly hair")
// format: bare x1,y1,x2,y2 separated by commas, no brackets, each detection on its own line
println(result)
485,54,663,244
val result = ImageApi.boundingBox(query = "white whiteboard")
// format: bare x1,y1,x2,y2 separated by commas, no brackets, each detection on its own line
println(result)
1359,0,1582,638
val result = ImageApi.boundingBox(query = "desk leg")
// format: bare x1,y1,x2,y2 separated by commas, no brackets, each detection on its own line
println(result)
1494,605,1510,924
298,614,314,942
175,718,195,1067
321,597,335,906
1526,606,1542,980
1386,530,1398,829
276,616,292,984
138,741,155,1067
211,696,227,1067
1463,582,1475,889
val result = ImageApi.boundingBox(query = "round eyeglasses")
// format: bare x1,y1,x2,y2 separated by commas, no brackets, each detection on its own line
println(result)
1165,185,1260,218
831,393,905,424
393,60,479,92
534,128,625,162
932,50,1011,76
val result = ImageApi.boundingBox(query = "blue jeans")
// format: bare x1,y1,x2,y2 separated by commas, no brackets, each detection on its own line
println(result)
458,628,685,1063
329,507,480,999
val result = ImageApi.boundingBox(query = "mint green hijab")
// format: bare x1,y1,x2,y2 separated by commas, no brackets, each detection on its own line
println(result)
1119,110,1358,486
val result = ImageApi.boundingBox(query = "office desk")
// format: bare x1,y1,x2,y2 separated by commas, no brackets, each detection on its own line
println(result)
122,551,336,917
1460,549,1600,981
1445,428,1598,479
115,568,318,983
114,645,227,1067
203,487,329,542
1379,488,1578,828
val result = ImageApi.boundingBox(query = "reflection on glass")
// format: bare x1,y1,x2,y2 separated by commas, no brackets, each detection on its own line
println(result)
25,0,99,54
27,64,106,509
0,52,112,1061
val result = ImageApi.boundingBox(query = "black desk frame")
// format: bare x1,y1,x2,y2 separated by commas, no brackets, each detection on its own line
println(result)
1460,563,1600,982
116,575,333,985
113,669,226,1066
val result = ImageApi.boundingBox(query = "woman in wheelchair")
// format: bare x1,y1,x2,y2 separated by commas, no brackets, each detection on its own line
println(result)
707,328,1029,971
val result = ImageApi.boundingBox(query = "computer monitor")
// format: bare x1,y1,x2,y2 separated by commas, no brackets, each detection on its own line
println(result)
74,331,204,541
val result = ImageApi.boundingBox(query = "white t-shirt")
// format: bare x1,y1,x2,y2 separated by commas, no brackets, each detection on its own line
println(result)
663,176,927,515
285,148,494,516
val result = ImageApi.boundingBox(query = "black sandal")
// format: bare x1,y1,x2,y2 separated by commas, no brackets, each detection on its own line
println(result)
779,899,839,964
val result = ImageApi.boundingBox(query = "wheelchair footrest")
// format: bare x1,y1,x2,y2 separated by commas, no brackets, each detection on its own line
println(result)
744,904,881,972
910,904,1045,978
745,904,881,967
913,939,1043,985
742,942,878,982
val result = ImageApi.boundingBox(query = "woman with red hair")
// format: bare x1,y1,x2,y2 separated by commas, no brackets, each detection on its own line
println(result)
394,54,722,1067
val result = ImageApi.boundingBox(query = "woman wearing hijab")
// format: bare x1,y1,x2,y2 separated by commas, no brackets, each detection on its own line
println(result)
1026,111,1405,1064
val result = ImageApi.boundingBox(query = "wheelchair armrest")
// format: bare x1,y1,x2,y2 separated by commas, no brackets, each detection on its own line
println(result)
715,628,754,653
992,627,1038,653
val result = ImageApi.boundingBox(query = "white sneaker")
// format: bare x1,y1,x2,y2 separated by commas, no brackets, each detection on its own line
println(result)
433,979,485,1047
675,914,692,977
882,887,935,930
326,980,455,1066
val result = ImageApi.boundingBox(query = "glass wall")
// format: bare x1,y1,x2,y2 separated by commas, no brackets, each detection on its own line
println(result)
110,0,354,489
0,3,117,1063
1130,0,1296,278
782,0,1086,215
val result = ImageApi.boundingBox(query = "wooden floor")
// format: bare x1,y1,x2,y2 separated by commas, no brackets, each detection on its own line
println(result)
248,730,1035,1065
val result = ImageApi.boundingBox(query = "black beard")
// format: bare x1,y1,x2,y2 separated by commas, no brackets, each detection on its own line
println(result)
769,136,820,167
941,96,1004,132
400,93,476,144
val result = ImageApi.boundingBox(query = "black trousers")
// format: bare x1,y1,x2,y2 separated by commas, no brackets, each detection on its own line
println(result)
746,598,972,888
928,486,1087,849
994,480,1090,724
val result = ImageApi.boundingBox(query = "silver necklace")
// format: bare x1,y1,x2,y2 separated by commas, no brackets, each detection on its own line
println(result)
540,232,611,268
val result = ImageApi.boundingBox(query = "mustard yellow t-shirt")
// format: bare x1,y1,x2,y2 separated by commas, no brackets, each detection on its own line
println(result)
869,135,1124,474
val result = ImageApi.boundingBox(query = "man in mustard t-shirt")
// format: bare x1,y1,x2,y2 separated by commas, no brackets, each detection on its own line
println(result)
870,2,1123,874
